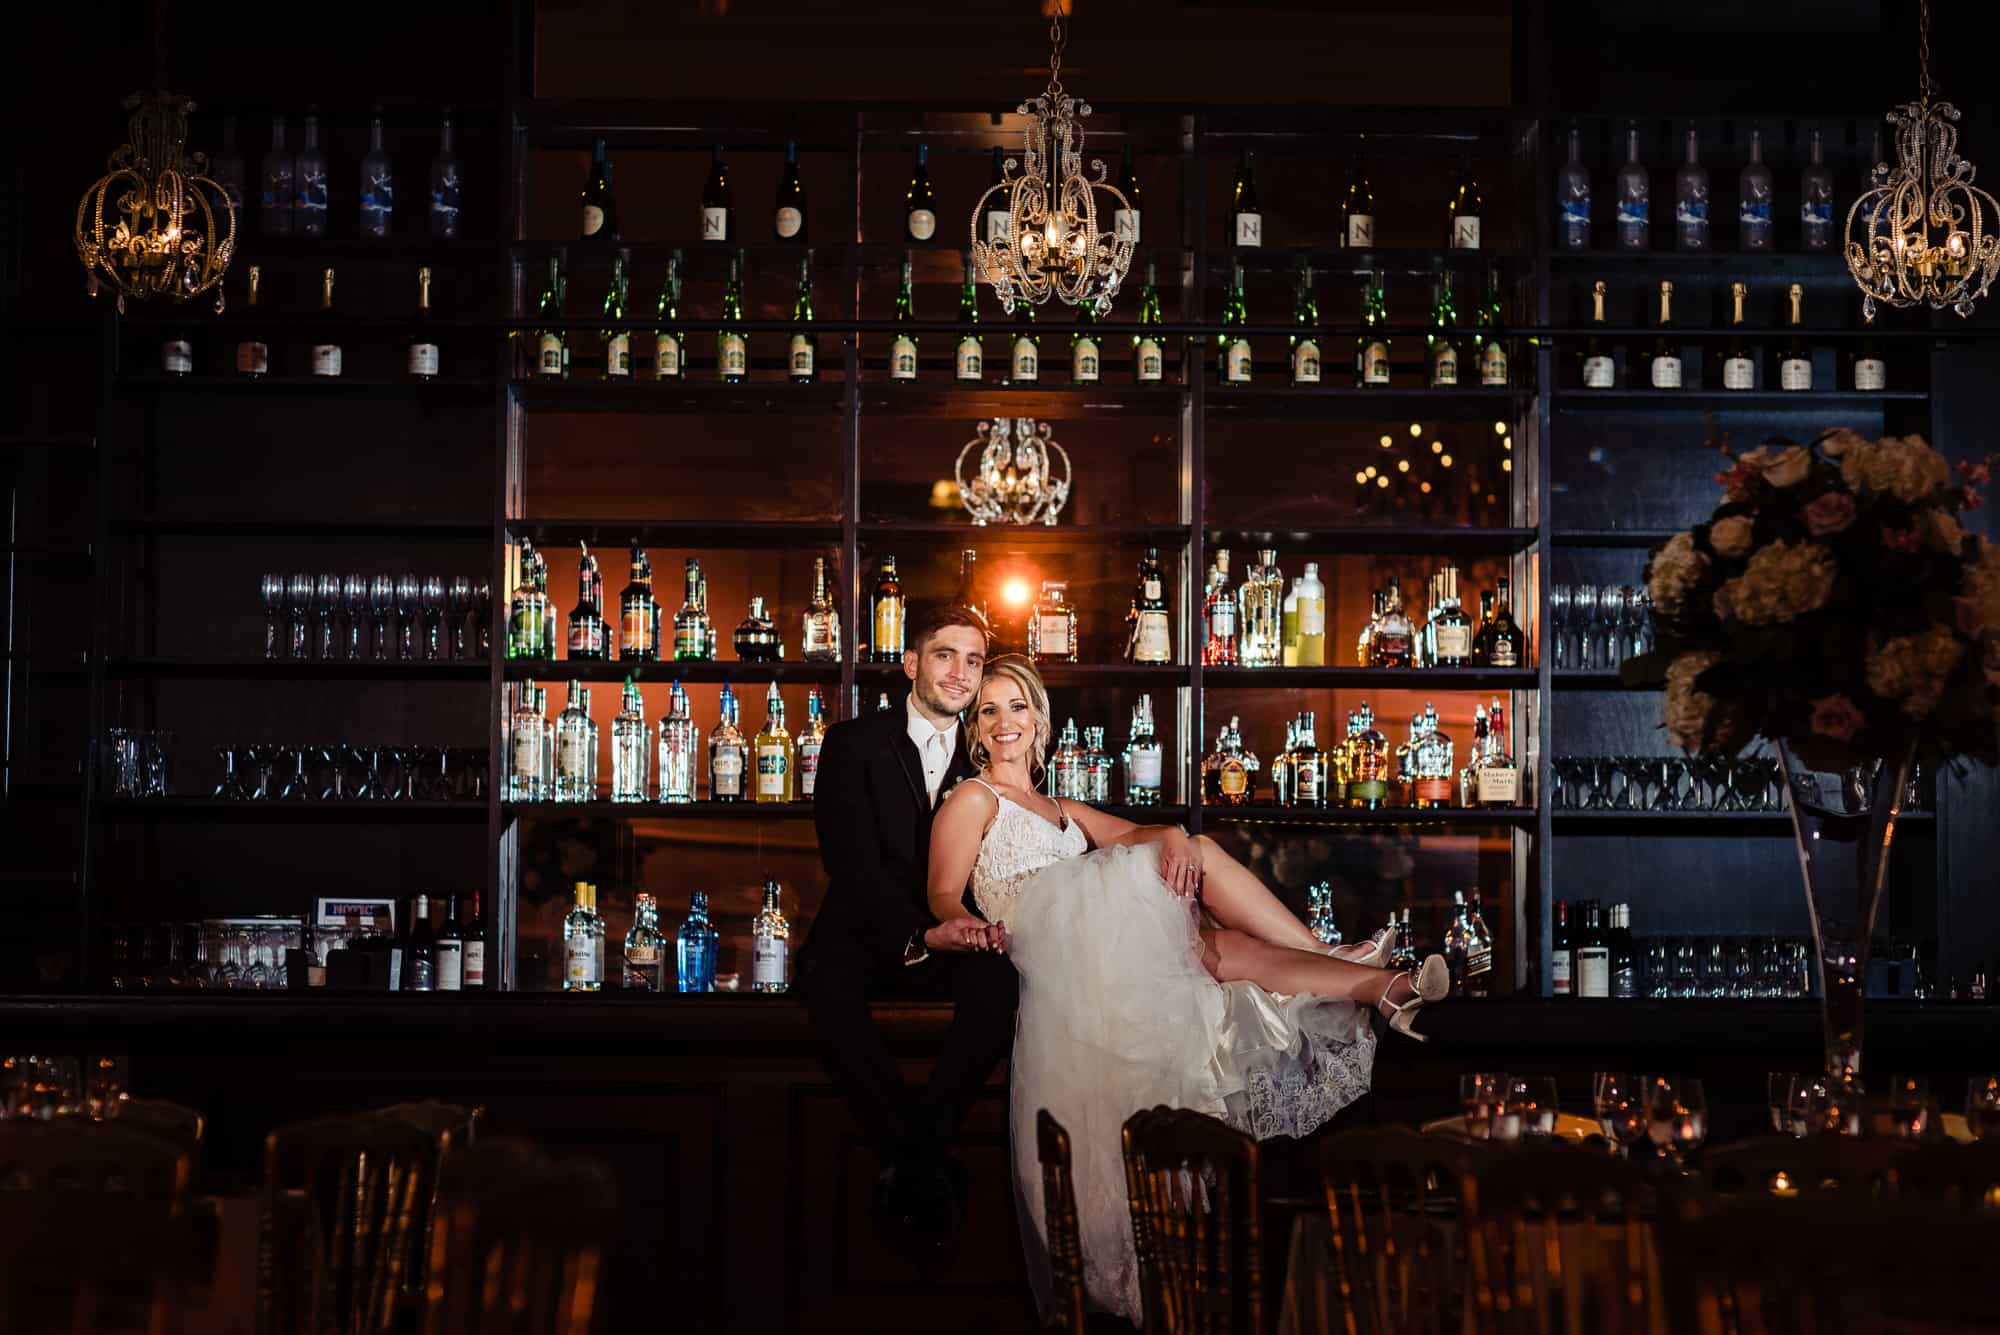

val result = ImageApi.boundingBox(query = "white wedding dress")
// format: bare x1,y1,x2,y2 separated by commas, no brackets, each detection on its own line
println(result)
964,779,1376,1324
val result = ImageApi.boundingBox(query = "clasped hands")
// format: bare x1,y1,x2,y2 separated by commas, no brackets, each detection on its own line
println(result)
926,917,1008,954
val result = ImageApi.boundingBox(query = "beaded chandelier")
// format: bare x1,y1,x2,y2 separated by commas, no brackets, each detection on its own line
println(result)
74,88,236,313
955,418,1071,527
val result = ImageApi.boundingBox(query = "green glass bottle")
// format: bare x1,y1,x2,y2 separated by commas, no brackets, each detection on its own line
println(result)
1133,258,1164,383
1478,263,1508,387
1071,302,1101,384
535,255,565,379
954,250,982,382
653,249,683,381
789,252,816,384
1426,259,1459,388
1289,259,1321,386
1010,301,1039,383
905,143,936,243
717,249,747,384
1218,259,1250,384
774,139,806,243
1356,266,1390,387
890,250,918,382
601,248,631,380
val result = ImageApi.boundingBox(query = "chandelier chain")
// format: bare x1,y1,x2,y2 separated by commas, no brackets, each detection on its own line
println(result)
1047,6,1065,98
1918,0,1933,102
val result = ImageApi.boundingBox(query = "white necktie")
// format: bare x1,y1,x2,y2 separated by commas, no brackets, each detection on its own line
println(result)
924,730,950,804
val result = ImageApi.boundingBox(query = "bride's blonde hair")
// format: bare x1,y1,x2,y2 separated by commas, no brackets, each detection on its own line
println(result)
967,655,1052,776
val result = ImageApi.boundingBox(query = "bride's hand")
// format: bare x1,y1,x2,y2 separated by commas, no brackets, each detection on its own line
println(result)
924,916,1007,954
1158,828,1202,900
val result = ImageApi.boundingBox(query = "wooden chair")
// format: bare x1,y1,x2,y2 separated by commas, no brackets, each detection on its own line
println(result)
420,1138,617,1335
1037,1110,1090,1335
1699,1133,1908,1200
0,1194,194,1335
1317,1127,1481,1335
1895,1137,2000,1211
1122,1105,1264,1335
376,1100,481,1148
0,1117,191,1201
113,1097,207,1158
1463,1144,1655,1335
258,1110,446,1335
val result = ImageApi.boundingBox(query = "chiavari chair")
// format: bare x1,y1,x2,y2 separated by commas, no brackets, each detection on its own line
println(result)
1037,1109,1090,1335
1316,1127,1480,1335
1122,1105,1264,1335
1464,1143,1654,1335
1699,1133,1908,1201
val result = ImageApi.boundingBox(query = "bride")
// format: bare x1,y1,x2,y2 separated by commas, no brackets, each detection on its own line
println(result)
925,656,1448,1324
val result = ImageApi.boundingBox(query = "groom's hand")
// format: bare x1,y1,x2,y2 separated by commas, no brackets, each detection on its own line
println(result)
924,917,1007,955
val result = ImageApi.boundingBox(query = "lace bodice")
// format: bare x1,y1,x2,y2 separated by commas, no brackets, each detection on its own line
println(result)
967,780,1088,923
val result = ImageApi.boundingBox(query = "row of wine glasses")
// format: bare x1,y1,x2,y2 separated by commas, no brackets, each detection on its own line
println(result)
213,743,488,802
1460,1072,1561,1143
1640,937,1813,999
259,571,491,661
1592,1072,1707,1163
1549,582,1653,672
104,728,173,798
1767,1072,2000,1140
1551,752,1786,811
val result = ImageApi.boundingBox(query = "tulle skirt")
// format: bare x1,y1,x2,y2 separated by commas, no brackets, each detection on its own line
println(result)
1004,842,1376,1323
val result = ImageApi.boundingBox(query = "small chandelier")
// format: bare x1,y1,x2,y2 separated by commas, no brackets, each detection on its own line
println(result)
75,89,236,314
969,8,1133,316
955,418,1071,527
1845,0,1999,318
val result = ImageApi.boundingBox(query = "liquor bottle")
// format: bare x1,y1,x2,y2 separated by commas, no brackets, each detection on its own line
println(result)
1580,280,1615,389
1476,698,1521,807
870,556,905,661
1128,547,1172,665
1777,282,1812,391
1800,128,1835,253
774,139,807,242
1477,265,1508,387
890,250,918,382
359,110,393,239
752,881,791,992
905,143,936,243
1011,302,1039,382
708,684,749,802
535,256,566,379
460,891,485,989
952,548,988,627
1218,259,1251,384
1202,548,1239,666
1292,712,1326,808
1134,257,1164,383
582,685,600,796
676,891,718,993
1575,901,1611,999
616,543,656,663
673,557,709,660
656,681,698,803
1342,149,1375,249
755,681,794,803
563,883,599,991
556,680,592,801
1071,304,1101,384
1739,128,1773,252
311,269,342,377
577,138,617,239
1390,908,1420,972
567,545,606,660
1464,890,1494,997
1053,719,1083,799
435,896,464,992
1346,705,1388,809
1271,717,1298,806
1485,577,1524,668
733,596,780,661
1204,716,1253,806
795,685,827,800
1721,281,1755,390
985,147,1012,246
1852,331,1886,392
1456,703,1486,807
262,114,294,236
1293,561,1326,667
429,111,461,240
802,556,840,662
589,882,606,984
507,542,538,660
1113,145,1141,246
1290,260,1321,386
1355,589,1382,666
701,145,732,243
236,265,269,377
1356,267,1390,387
1426,260,1459,388
1412,703,1455,807
610,677,648,802
601,250,632,379
535,550,556,659
1027,581,1077,663
1447,154,1484,249
1231,149,1262,247
1429,566,1474,666
955,251,983,382
1615,121,1649,250
406,894,435,992
1550,899,1573,997
1644,280,1683,389
717,250,747,383
296,111,328,238
1083,727,1112,802
1674,124,1709,251
653,251,684,380
409,266,440,380
1369,577,1414,668
1557,123,1591,250
1280,572,1300,667
1610,903,1638,999
1123,695,1163,806
622,894,664,991
1443,891,1477,992
213,115,246,214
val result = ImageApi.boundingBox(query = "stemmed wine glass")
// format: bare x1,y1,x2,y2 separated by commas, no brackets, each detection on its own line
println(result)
369,575,396,660
314,573,341,659
1592,1072,1648,1156
421,575,447,660
1461,1072,1510,1142
1966,1075,2000,1138
342,574,368,660
286,573,313,659
1886,1075,1933,1140
1508,1077,1560,1140
448,576,473,660
261,573,285,659
1643,1075,1708,1165
473,579,493,655
1573,584,1602,670
1550,584,1573,670
395,573,421,661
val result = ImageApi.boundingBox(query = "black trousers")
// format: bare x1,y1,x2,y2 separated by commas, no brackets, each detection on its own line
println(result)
797,941,1019,1168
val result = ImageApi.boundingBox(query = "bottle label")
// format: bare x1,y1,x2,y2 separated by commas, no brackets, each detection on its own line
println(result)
1136,339,1162,382
435,942,463,991
757,745,789,796
986,210,1011,244
236,341,268,375
1012,339,1038,382
565,938,598,987
1036,613,1072,657
559,732,589,781
1476,765,1520,804
1135,611,1171,663
1803,201,1833,229
1415,776,1454,804
1650,355,1681,389
1612,962,1637,1000
582,205,606,237
1577,947,1610,999
1451,215,1482,249
674,625,703,658
1551,949,1572,996
1346,215,1374,248
701,207,728,242
622,606,651,655
1480,341,1508,386
1561,195,1590,239
1434,624,1472,660
409,342,440,377
1723,356,1755,390
1781,358,1812,391
890,335,918,380
605,334,630,377
907,209,936,241
569,617,603,657
1114,209,1140,245
1583,355,1614,389
788,335,814,377
312,344,343,377
626,943,660,968
1292,339,1320,384
1073,337,1099,383
1362,341,1391,385
874,599,903,654
719,334,747,377
1234,212,1262,247
1221,765,1247,797
1677,199,1709,227
1617,199,1649,230
713,748,744,796
1129,749,1161,789
753,937,787,987
539,333,563,375
1854,357,1886,391
775,206,803,239
1741,200,1772,231
956,337,982,381
1489,634,1519,667
655,334,681,378
163,340,193,374
1225,339,1252,383
463,940,485,988
1296,764,1320,802
512,728,543,786
1431,344,1459,387
799,740,821,797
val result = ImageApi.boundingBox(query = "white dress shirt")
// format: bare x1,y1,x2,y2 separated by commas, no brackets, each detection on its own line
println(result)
905,693,960,808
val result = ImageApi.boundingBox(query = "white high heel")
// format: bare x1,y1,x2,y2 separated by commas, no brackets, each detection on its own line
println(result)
1326,926,1396,968
1377,955,1451,1042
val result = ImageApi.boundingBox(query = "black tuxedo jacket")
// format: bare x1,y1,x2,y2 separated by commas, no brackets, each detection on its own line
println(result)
806,698,978,966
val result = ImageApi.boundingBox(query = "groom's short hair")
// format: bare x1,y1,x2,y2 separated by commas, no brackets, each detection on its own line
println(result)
909,603,991,655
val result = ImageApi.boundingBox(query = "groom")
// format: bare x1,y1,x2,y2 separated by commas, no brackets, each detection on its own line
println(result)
798,603,1016,1255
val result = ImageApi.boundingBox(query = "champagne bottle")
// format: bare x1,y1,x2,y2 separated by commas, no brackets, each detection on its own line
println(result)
1556,122,1590,251
1011,302,1039,383
1615,121,1649,251
789,252,817,384
429,110,461,240
1448,153,1484,249
890,250,918,382
1739,128,1773,252
1675,124,1709,252
717,250,747,383
1800,128,1835,253
774,138,807,242
1113,144,1141,246
536,255,565,379
1071,303,1101,384
1134,258,1164,383
984,147,1012,246
955,251,983,382
409,266,440,380
1289,259,1321,386
1355,267,1390,387
653,250,683,381
580,138,617,239
1580,280,1614,389
1342,148,1375,248
1218,259,1251,384
1231,149,1262,248
1852,330,1886,392
359,108,394,239
905,143,936,243
237,264,270,378
702,144,732,243
601,249,632,379
295,110,328,238
1646,280,1682,389
1721,280,1754,390
1426,259,1459,388
311,268,342,377
1127,548,1172,665
1777,282,1812,391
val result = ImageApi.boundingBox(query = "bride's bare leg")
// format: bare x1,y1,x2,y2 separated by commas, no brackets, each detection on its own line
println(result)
1197,927,1416,1009
1189,833,1325,951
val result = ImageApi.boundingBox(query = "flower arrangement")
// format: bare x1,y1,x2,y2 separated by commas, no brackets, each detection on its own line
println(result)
1624,428,2000,774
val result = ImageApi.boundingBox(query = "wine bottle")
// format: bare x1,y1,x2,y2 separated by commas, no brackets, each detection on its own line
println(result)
702,144,732,243
237,264,270,378
1426,259,1459,388
1645,280,1682,389
1721,280,1755,390
409,266,440,381
1289,259,1321,386
601,249,631,379
871,557,905,662
1355,266,1390,387
1113,145,1141,246
295,110,328,238
789,252,817,384
1231,149,1262,248
718,249,747,383
1342,148,1375,249
580,138,617,240
1615,121,1649,251
905,143,936,243
262,114,294,237
1739,128,1774,252
405,894,435,992
1134,257,1164,383
536,255,565,379
890,250,918,382
1127,548,1172,665
462,891,486,989
1218,259,1251,384
984,147,1012,246
435,896,464,992
1777,282,1812,391
1071,303,1101,384
1011,302,1039,383
653,250,683,380
1852,329,1886,392
1557,123,1590,250
1477,264,1508,386
1550,899,1573,997
429,110,461,240
1675,124,1709,252
1448,154,1484,250
1575,901,1611,999
955,251,982,382
774,138,807,242
359,108,394,239
1580,280,1615,388
311,268,342,377
1800,128,1835,253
